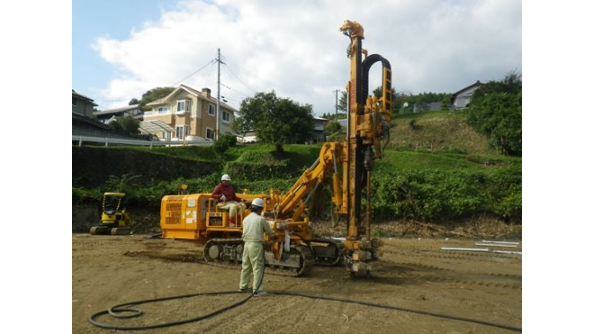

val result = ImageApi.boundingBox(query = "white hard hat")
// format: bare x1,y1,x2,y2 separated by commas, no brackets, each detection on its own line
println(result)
252,198,265,208
221,174,231,181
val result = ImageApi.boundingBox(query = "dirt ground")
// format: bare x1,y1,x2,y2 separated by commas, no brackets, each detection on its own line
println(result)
72,234,521,333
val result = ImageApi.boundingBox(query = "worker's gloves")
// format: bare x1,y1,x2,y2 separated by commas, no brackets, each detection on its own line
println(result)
220,195,226,201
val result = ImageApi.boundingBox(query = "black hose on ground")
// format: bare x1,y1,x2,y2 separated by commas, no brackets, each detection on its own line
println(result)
88,243,522,332
89,241,267,331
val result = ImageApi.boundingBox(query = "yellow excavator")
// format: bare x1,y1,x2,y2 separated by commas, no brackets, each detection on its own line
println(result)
90,192,134,235
159,20,392,276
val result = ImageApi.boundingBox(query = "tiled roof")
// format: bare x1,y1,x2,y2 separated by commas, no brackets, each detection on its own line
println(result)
72,89,95,102
94,104,141,116
451,81,483,97
72,112,111,129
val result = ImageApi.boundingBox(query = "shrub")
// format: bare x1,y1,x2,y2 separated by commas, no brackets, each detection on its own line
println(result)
467,72,522,156
325,121,341,135
214,134,237,154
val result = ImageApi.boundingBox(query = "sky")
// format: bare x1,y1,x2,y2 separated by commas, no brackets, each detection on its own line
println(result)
73,0,522,114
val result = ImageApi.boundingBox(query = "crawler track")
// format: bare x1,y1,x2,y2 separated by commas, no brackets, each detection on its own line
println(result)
203,238,315,277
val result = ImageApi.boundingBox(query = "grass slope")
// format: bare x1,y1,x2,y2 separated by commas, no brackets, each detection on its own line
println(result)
389,110,495,154
73,112,521,223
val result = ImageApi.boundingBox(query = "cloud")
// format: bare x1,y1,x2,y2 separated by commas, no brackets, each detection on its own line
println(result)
92,0,521,113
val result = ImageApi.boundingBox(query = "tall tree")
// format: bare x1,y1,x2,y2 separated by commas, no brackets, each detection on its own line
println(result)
337,91,347,112
110,116,140,137
373,87,412,116
236,91,314,151
467,71,522,156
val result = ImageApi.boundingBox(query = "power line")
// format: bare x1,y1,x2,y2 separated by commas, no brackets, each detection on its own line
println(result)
220,82,250,98
222,62,257,93
171,59,216,86
203,60,216,88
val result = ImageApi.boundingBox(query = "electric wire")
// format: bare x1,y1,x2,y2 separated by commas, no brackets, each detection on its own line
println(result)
88,247,522,332
222,62,257,93
171,59,216,86
203,60,216,89
220,82,250,98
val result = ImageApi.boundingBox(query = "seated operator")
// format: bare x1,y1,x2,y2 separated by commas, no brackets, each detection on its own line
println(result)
211,174,246,219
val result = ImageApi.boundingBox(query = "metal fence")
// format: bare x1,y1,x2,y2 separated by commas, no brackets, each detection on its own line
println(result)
72,135,214,147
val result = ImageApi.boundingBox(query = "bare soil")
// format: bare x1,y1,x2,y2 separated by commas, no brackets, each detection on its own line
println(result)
73,234,521,333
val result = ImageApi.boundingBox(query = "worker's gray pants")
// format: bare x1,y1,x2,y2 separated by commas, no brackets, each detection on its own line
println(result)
239,241,265,292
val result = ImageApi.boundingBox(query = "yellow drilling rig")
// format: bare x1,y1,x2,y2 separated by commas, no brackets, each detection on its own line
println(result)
159,20,392,277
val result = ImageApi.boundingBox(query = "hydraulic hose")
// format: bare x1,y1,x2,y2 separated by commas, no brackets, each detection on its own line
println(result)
89,241,267,331
88,243,521,332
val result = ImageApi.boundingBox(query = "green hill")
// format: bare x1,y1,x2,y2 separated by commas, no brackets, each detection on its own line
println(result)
388,110,495,154
73,112,521,227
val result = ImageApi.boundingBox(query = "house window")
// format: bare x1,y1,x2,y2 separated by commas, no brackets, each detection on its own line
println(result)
206,128,215,140
222,110,230,123
175,125,189,139
208,104,215,116
157,106,169,114
72,97,77,106
162,131,172,140
177,100,190,113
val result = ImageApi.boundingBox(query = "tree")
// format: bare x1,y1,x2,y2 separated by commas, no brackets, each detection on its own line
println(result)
129,87,175,110
441,95,451,111
236,91,314,151
401,92,450,114
467,71,522,156
373,87,412,116
321,112,347,121
325,120,341,135
110,116,140,137
213,133,237,153
336,90,349,114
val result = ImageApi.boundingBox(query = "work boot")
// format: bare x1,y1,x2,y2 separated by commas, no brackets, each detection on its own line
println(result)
253,291,268,297
239,287,252,293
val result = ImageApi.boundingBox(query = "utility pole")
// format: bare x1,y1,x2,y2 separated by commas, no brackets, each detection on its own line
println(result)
216,48,222,141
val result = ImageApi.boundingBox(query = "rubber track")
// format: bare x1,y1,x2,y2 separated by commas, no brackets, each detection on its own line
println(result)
310,238,344,266
203,239,315,277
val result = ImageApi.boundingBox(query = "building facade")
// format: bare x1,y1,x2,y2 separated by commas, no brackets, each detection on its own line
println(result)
143,85,236,141
451,81,483,110
72,89,97,118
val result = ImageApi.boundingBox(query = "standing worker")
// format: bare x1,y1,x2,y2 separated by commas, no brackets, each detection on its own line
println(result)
239,198,275,296
211,174,246,222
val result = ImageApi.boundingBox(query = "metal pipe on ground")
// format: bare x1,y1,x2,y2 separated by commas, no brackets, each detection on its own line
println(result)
475,243,518,248
494,250,522,255
481,240,520,245
441,247,489,252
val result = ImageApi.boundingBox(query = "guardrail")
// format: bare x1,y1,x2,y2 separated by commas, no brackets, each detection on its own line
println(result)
72,135,213,147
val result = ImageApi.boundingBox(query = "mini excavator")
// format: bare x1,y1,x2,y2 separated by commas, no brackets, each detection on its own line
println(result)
159,20,392,276
90,192,134,235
